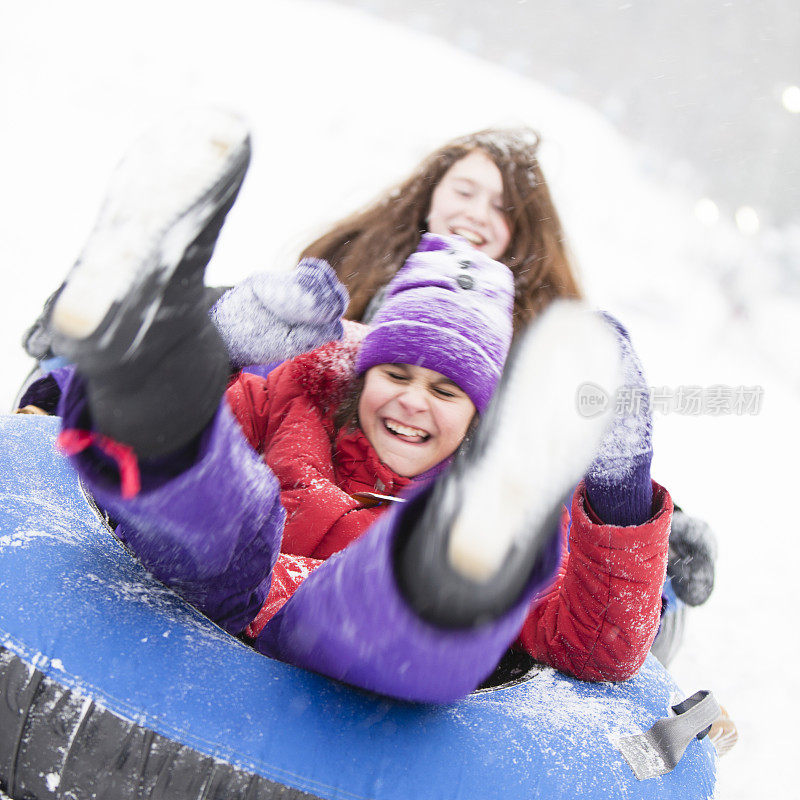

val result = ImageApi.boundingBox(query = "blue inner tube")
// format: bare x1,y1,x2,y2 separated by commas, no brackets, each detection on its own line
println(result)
0,414,716,799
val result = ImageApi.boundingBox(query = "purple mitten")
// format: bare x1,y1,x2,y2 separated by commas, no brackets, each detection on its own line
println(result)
211,258,349,369
584,313,653,526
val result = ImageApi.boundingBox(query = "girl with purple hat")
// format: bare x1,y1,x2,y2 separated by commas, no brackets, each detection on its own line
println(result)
44,111,671,703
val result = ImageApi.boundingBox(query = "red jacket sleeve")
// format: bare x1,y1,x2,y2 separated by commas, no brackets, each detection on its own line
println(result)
225,370,387,559
244,552,323,638
516,480,672,682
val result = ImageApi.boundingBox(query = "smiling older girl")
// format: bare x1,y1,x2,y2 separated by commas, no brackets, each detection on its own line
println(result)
298,128,580,330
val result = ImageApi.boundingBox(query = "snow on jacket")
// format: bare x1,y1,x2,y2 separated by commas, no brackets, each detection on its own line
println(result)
517,482,671,681
227,322,672,682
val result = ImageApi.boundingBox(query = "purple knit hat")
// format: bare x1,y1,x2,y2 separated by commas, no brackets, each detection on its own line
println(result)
356,233,514,413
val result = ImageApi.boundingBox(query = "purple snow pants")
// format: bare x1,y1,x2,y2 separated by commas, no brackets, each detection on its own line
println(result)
59,373,542,703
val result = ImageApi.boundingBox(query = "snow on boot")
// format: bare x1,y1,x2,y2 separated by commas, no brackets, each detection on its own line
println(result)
397,300,622,628
50,107,250,367
22,286,60,361
49,108,251,457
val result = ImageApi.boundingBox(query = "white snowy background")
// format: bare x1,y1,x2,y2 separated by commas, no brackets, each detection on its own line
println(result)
1,2,798,798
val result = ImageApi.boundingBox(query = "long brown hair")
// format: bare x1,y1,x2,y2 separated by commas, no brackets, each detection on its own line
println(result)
300,128,582,334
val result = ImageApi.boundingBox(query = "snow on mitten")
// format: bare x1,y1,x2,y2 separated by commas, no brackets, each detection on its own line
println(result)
211,258,349,369
584,313,653,526
667,508,717,606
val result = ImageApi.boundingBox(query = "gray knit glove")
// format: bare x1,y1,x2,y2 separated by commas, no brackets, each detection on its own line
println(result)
667,508,717,606
211,258,349,369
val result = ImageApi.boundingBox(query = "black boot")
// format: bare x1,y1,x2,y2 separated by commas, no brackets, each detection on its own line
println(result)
395,301,622,628
49,109,251,458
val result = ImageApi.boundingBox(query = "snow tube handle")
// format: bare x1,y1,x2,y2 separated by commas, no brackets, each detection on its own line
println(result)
618,690,720,780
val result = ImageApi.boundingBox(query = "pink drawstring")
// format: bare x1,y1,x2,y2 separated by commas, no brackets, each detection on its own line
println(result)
57,429,142,499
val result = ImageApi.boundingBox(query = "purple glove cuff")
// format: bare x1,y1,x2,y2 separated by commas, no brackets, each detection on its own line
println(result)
584,313,653,526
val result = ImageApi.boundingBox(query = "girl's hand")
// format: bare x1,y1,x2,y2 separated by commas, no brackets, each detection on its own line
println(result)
211,258,349,368
667,509,717,606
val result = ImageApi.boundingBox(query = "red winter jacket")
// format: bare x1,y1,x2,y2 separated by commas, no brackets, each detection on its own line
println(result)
226,323,415,560
228,323,672,682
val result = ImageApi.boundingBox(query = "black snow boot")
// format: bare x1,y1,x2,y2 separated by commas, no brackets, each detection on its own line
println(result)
395,301,623,629
49,108,251,458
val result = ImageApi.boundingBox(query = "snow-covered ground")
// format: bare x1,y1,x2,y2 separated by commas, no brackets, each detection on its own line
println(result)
1,2,797,798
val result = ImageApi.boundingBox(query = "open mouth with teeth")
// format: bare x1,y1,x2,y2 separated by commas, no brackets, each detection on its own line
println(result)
450,227,486,247
383,418,431,443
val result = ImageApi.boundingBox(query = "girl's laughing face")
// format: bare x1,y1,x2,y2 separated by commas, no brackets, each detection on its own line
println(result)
358,364,476,477
427,149,511,260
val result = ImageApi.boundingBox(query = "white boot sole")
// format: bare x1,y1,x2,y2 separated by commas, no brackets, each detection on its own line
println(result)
51,108,250,347
447,301,623,582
